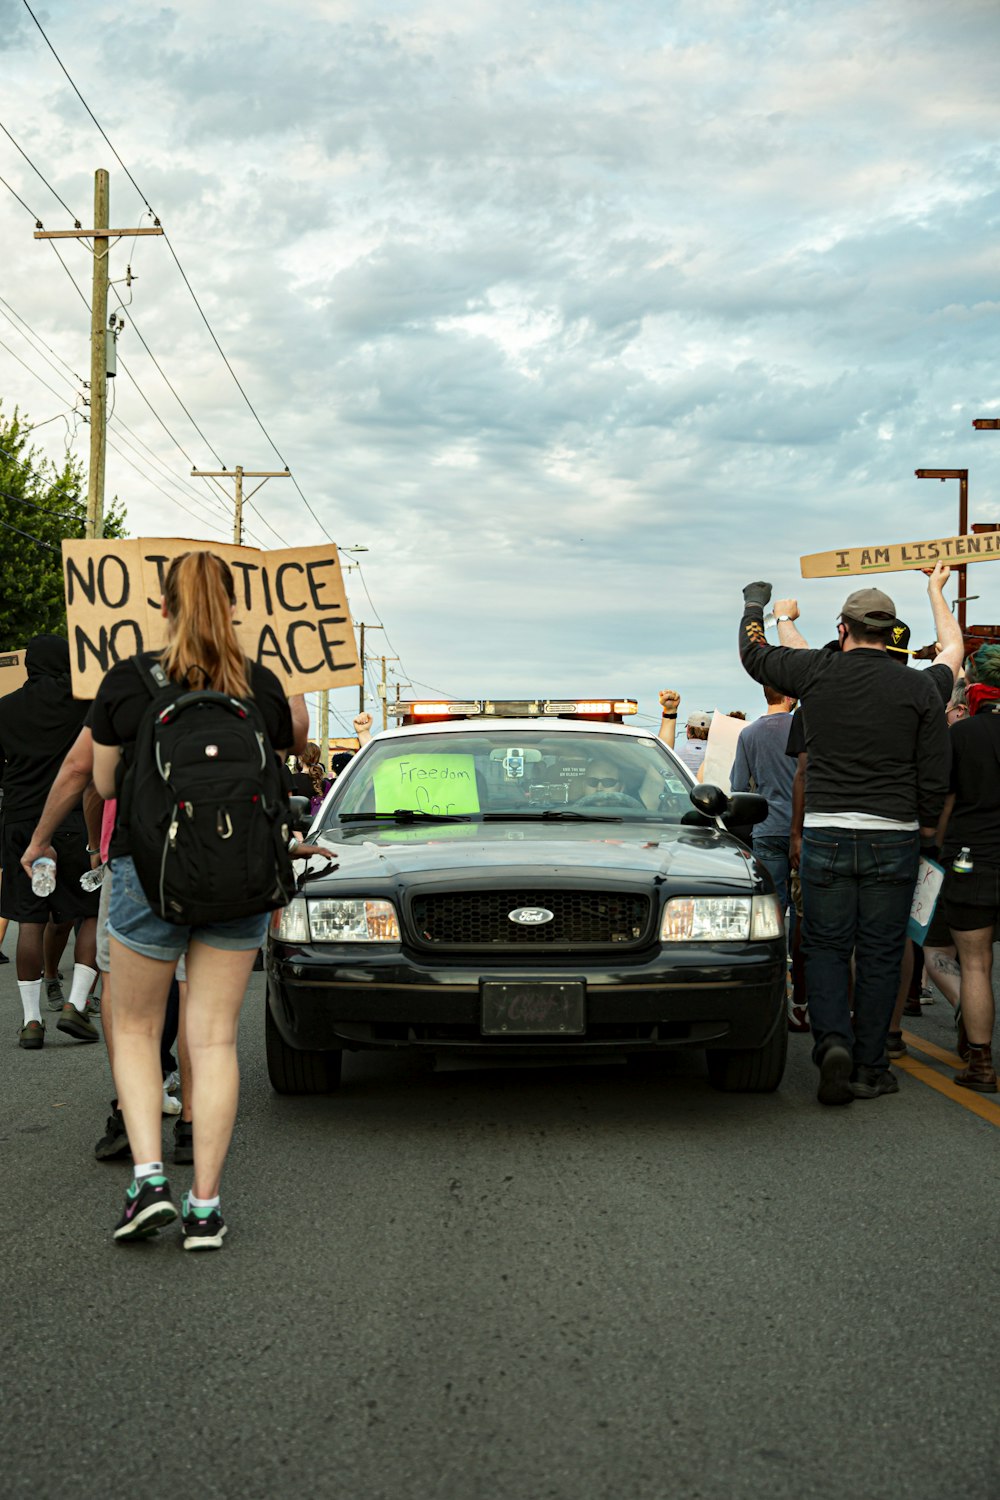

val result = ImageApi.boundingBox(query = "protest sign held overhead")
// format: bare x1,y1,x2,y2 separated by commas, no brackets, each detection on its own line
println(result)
801,529,1000,579
62,537,363,699
0,649,27,698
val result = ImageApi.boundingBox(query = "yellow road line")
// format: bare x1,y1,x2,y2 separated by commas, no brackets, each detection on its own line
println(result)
895,1054,1000,1128
900,1029,964,1069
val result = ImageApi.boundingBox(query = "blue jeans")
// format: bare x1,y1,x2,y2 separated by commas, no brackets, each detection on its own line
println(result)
753,835,795,953
753,835,791,914
799,828,919,1072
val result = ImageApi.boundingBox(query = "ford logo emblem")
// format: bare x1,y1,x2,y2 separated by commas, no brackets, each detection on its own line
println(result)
508,907,554,926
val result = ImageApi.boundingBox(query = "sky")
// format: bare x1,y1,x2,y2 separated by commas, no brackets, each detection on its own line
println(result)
1,0,998,738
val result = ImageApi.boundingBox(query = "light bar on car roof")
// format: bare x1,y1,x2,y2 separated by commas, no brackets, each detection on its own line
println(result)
410,701,480,716
393,698,637,720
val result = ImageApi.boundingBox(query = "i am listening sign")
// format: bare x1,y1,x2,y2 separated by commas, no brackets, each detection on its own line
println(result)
800,530,1000,579
62,537,363,699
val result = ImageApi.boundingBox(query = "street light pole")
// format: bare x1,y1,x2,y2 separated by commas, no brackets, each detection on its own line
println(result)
914,468,969,633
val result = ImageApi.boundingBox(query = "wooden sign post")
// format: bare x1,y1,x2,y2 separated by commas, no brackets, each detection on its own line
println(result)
800,530,1000,579
63,537,364,699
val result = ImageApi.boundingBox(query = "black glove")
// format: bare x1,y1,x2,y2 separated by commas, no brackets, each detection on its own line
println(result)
742,581,772,608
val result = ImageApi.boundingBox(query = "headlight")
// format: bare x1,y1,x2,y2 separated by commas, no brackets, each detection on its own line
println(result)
308,898,400,942
750,893,784,940
660,894,784,942
273,898,310,942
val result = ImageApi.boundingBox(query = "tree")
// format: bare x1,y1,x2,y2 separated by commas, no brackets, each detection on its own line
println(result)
0,403,127,646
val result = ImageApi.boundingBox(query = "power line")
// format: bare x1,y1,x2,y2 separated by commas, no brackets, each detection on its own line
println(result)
0,332,68,405
0,116,80,225
0,169,43,226
20,0,155,219
0,513,58,550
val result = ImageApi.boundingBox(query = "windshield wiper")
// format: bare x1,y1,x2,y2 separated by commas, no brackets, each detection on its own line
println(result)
481,810,623,823
337,810,473,825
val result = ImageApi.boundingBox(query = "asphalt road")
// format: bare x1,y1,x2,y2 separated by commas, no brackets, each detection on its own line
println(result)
1,948,998,1500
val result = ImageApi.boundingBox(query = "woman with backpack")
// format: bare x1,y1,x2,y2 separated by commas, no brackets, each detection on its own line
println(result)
90,550,307,1249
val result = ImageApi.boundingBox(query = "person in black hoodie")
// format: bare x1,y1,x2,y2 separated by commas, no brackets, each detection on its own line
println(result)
936,643,1000,1093
739,581,949,1106
0,635,101,1048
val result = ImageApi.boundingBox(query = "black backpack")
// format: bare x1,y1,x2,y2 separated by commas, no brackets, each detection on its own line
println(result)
117,657,295,926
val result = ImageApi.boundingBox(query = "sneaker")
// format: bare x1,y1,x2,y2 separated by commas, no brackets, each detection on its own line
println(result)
902,996,922,1018
164,1068,181,1100
113,1176,178,1242
45,978,65,1012
851,1066,900,1099
0,950,9,964
18,1020,45,1050
95,1103,131,1161
161,1080,182,1116
919,984,935,1005
173,1118,193,1165
817,1043,854,1106
181,1192,227,1251
886,1030,907,1060
86,992,101,1016
56,1003,100,1043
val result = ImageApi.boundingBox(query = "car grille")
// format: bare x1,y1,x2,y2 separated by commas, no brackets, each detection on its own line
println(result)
408,890,652,951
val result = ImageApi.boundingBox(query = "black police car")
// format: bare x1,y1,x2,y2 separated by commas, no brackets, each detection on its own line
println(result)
265,708,786,1095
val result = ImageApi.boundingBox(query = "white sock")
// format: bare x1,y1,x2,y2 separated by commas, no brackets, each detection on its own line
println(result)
67,962,98,1013
133,1160,164,1182
189,1191,220,1214
18,979,43,1026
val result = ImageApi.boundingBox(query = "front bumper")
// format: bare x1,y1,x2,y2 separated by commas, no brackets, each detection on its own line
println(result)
266,940,786,1056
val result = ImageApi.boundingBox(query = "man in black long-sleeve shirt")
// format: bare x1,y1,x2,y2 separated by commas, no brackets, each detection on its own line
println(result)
739,580,950,1105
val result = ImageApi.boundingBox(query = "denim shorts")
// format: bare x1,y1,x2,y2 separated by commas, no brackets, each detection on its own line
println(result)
106,855,269,963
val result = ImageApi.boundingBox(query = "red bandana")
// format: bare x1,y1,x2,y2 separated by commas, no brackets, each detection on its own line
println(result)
966,683,1000,716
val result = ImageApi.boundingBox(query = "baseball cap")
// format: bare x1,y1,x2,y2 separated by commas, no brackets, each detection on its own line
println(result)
686,710,712,730
840,586,899,629
885,620,911,665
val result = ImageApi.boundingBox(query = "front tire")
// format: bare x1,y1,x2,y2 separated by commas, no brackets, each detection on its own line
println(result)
265,999,343,1094
706,1011,788,1092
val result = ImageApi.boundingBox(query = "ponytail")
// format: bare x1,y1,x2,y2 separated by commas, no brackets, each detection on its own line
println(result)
161,551,252,699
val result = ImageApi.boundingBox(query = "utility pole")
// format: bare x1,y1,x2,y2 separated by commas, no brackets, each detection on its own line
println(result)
378,655,400,730
189,465,290,544
34,169,163,538
356,622,385,713
914,468,970,632
318,688,329,758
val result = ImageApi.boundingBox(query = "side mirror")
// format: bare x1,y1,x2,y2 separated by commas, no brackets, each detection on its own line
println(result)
288,794,311,822
724,792,769,829
689,783,729,818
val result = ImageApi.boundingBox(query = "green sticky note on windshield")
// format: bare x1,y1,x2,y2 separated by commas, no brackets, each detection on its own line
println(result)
373,754,480,815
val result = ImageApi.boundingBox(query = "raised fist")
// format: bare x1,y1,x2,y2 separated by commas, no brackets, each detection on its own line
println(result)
742,581,772,608
658,689,681,713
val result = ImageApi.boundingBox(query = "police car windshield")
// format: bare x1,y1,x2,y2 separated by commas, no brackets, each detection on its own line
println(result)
322,730,696,826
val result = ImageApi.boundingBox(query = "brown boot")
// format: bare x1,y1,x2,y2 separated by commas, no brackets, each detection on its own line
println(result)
954,1043,998,1094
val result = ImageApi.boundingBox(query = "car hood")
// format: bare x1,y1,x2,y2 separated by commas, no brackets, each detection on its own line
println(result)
298,820,758,894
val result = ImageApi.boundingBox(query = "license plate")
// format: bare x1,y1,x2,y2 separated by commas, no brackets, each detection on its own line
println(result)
481,981,586,1036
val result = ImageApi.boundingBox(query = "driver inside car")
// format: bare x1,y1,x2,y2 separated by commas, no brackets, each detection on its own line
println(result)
575,758,647,810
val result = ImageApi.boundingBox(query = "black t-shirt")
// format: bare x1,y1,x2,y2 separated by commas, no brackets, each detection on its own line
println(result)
0,684,91,825
785,709,806,759
783,663,951,765
942,710,1000,866
89,653,293,858
739,612,950,825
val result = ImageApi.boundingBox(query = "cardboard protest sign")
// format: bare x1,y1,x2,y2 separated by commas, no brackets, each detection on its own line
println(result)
0,648,27,698
62,538,363,699
702,712,747,795
373,754,480,816
801,530,1000,579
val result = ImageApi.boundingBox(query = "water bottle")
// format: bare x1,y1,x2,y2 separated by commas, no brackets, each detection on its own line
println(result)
30,857,56,897
80,863,106,892
952,846,974,875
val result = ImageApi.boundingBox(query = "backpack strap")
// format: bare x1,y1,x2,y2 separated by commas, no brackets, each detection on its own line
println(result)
132,653,171,700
